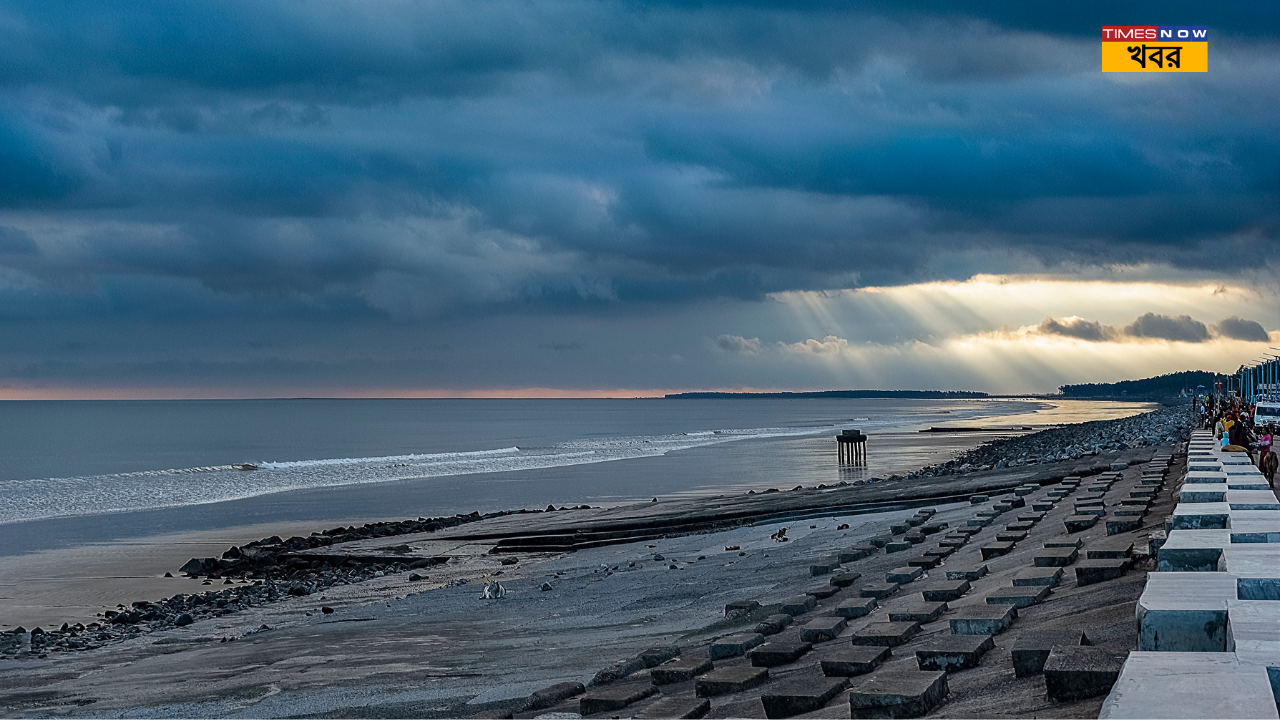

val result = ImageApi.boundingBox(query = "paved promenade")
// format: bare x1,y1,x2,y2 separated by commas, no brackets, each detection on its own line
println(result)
1100,431,1280,719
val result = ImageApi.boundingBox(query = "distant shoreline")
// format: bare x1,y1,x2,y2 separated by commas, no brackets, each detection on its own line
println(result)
666,390,1185,402
665,390,988,399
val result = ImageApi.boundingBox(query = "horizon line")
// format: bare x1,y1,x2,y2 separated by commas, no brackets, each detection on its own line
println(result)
0,385,1016,401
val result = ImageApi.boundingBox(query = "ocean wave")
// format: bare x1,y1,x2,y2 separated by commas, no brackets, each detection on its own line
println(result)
258,447,521,470
0,410,971,525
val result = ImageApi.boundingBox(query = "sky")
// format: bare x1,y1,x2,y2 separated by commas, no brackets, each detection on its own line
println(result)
0,1,1278,398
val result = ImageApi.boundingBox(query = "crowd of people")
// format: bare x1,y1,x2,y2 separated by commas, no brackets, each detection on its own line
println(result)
1200,394,1277,486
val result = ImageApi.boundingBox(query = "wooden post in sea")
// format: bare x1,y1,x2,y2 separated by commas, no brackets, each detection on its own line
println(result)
837,429,867,465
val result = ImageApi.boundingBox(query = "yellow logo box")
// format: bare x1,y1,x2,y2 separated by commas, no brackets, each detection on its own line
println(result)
1102,41,1207,72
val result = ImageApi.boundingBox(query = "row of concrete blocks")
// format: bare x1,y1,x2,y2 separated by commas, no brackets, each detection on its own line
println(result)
700,490,1048,715
832,470,1141,715
1102,437,1280,719
567,507,942,717
701,473,1128,716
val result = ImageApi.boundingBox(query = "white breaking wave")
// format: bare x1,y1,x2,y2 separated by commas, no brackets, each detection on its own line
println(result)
0,412,952,525
258,446,521,470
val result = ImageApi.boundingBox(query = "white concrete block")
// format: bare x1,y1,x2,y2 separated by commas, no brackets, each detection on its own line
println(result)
1137,572,1235,651
1228,600,1280,704
1230,519,1280,544
1184,471,1227,484
1180,484,1228,503
1224,546,1280,599
1100,651,1278,719
1158,530,1229,572
1172,503,1231,530
1187,460,1224,473
1228,490,1280,511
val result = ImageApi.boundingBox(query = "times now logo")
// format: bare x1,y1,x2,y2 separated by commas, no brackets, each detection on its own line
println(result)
1102,26,1207,41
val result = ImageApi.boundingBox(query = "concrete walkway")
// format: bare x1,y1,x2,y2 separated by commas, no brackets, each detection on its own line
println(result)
1101,431,1280,719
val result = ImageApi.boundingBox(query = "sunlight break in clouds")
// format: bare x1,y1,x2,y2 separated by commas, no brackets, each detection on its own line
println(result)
762,274,1279,392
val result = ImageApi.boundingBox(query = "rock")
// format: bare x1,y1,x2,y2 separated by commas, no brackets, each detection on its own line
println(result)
914,633,994,672
1044,645,1125,701
835,597,877,618
725,600,761,619
639,646,680,668
760,677,847,718
779,595,817,615
523,681,585,711
851,621,920,647
750,641,812,667
636,696,710,719
821,645,891,677
848,669,948,719
798,616,847,643
710,633,765,660
541,582,553,591
174,613,194,626
589,656,647,685
755,613,793,635
652,656,714,685
1011,630,1090,677
696,666,769,697
321,606,334,614
579,681,657,715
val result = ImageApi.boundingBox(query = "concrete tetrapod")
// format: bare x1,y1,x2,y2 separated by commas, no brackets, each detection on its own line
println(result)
637,696,711,719
580,680,658,715
652,656,715,684
821,645,891,677
1010,629,1089,677
695,666,769,697
848,669,948,719
915,633,994,672
1044,645,1126,702
760,676,848,719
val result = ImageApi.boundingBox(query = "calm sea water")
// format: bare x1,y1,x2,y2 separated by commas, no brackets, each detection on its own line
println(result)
0,398,1152,554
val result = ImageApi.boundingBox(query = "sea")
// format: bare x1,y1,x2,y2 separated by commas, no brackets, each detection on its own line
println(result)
0,397,1153,556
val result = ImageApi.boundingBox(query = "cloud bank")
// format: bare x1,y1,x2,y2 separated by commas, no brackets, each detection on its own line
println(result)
0,2,1277,394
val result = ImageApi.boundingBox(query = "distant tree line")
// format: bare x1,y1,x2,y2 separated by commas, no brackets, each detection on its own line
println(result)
1058,370,1218,398
665,390,988,399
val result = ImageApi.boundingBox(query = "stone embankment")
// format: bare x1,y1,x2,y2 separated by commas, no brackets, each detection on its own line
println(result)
903,403,1194,479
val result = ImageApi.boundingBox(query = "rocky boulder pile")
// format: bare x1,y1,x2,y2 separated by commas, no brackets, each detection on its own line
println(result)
2,504,591,657
903,402,1194,480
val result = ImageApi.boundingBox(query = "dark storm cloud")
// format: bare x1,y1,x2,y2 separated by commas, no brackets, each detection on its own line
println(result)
1124,313,1211,343
0,0,1277,389
1035,317,1114,342
1214,317,1270,342
0,227,38,255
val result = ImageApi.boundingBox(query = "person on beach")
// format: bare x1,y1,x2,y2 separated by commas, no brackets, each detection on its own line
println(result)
1229,415,1255,461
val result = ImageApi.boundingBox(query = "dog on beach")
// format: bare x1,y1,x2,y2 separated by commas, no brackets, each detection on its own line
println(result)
480,581,506,599
1262,451,1278,489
